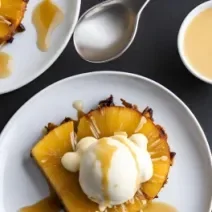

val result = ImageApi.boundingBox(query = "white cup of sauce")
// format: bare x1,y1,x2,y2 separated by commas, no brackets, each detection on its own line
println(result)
178,1,212,84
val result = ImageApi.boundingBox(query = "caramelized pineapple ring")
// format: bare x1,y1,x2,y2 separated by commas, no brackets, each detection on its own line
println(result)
0,0,27,43
77,106,171,199
32,122,98,212
32,121,148,212
32,106,171,212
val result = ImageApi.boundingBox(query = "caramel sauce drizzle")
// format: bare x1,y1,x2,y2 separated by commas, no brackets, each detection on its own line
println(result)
32,0,64,51
95,138,118,206
19,193,61,212
0,52,12,78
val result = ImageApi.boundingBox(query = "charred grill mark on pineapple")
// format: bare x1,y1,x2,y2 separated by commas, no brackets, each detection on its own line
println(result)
45,123,58,134
7,36,13,43
60,117,73,124
16,23,25,32
142,107,153,120
44,118,74,134
156,125,167,140
170,152,176,166
120,98,138,110
98,95,115,108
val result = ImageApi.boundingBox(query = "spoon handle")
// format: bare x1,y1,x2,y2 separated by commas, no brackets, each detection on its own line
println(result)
125,0,151,15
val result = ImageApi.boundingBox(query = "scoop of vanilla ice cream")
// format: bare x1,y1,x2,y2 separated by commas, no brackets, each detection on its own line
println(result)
129,133,148,149
61,137,97,172
76,137,98,153
79,137,140,207
61,133,153,211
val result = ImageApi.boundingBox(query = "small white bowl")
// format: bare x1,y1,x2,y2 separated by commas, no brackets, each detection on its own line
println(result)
178,1,212,84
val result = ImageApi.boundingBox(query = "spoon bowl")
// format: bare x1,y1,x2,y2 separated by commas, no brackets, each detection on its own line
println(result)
74,0,150,63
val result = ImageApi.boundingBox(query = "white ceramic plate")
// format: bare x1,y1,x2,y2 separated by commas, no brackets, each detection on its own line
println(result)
0,71,211,212
0,0,81,94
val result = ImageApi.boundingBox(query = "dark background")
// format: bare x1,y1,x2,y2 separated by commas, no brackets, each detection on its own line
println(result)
0,0,211,150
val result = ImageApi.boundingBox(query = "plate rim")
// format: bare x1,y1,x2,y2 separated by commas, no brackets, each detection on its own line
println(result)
0,71,211,211
0,0,81,95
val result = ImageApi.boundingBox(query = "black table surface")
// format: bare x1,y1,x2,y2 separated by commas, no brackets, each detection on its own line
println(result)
0,0,211,150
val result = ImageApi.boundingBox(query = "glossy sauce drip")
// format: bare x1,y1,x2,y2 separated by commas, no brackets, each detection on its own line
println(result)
114,136,140,188
0,52,12,78
19,194,61,212
95,138,117,205
73,100,83,111
73,100,85,119
143,202,178,212
32,0,64,51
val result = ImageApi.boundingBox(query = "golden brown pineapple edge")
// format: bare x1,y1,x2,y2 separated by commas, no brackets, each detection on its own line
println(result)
31,96,175,212
0,0,28,44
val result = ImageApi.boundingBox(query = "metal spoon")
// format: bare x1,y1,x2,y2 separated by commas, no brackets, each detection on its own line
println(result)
73,0,150,63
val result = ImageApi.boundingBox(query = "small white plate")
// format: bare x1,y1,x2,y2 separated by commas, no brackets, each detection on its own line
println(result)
0,0,81,94
0,71,211,212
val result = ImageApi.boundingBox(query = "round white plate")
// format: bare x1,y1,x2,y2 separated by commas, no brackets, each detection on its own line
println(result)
0,71,211,212
0,0,81,94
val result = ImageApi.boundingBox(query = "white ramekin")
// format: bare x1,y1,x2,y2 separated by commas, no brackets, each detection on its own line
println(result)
178,1,212,84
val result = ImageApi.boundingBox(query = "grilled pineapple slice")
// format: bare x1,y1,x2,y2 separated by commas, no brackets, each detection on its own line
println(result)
31,121,91,212
0,0,27,44
77,106,171,200
32,122,148,211
32,106,171,212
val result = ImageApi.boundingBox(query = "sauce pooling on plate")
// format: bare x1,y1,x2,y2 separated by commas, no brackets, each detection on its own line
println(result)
32,0,64,52
143,202,178,212
184,8,212,79
0,52,12,78
19,188,61,212
19,195,61,212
